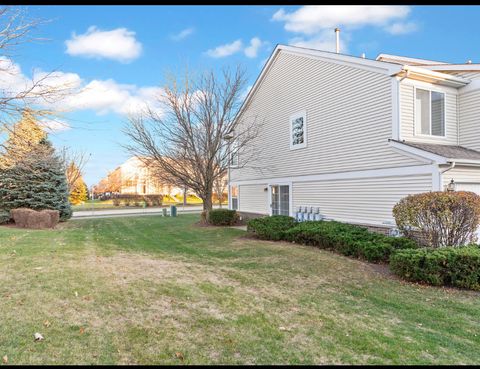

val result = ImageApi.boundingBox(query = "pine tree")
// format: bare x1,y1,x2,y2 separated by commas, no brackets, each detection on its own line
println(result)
0,138,72,221
0,109,47,168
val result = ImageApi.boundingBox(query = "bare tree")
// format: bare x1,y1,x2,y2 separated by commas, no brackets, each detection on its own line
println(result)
123,66,261,213
0,7,76,126
59,147,90,193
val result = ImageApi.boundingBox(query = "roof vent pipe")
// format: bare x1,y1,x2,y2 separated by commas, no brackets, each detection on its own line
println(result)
335,28,340,54
467,59,472,64
361,52,366,59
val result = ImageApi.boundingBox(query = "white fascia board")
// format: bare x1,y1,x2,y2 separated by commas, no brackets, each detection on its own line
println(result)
230,164,436,186
422,64,480,72
376,53,449,65
396,65,470,87
279,45,402,75
387,140,448,164
447,159,480,166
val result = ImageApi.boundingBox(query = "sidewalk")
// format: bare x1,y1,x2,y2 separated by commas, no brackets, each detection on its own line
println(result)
71,205,220,220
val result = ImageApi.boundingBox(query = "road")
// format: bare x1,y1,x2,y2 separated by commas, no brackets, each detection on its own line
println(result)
71,205,220,220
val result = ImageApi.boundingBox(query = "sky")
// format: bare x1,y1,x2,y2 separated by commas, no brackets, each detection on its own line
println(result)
4,5,480,186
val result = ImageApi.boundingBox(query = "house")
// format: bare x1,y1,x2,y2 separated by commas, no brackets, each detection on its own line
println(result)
229,44,480,230
95,157,185,197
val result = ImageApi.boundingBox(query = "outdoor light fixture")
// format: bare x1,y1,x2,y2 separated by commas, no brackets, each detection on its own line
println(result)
447,179,456,192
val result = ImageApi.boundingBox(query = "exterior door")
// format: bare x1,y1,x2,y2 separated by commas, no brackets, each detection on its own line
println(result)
271,185,290,216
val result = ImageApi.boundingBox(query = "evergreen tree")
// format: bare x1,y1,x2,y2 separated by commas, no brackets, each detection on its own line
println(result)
0,109,47,168
0,138,72,221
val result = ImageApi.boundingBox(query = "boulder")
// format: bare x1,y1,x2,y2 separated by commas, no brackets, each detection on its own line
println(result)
11,208,60,229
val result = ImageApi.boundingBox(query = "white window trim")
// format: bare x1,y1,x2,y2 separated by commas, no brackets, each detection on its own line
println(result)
229,184,239,210
228,141,239,168
413,87,447,139
289,110,307,150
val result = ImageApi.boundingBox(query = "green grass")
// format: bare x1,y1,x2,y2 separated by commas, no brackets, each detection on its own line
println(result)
0,214,479,364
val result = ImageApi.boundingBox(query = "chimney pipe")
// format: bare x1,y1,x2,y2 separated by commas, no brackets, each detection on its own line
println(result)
335,28,340,54
361,53,366,59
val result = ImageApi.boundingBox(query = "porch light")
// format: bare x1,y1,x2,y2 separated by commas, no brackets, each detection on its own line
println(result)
447,179,456,192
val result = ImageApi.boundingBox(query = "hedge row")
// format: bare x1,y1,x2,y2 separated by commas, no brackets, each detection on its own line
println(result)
284,220,416,263
247,215,297,241
390,246,480,290
247,216,416,262
208,209,238,226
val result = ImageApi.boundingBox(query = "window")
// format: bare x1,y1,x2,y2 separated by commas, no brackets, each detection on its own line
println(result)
290,111,307,150
230,185,238,210
415,88,445,137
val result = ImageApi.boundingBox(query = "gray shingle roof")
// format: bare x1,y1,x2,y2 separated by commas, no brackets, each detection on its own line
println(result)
392,140,480,161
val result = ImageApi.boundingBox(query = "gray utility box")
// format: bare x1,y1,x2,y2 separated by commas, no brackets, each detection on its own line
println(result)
170,205,177,217
162,208,167,216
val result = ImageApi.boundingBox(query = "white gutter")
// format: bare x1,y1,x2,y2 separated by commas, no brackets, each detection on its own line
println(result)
394,65,470,87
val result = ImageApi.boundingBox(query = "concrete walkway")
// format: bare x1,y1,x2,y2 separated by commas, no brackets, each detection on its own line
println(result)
71,205,221,220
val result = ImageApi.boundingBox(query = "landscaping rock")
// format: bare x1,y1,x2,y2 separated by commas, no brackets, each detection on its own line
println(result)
11,208,60,229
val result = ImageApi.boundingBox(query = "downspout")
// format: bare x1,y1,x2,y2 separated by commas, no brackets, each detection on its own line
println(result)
439,161,456,191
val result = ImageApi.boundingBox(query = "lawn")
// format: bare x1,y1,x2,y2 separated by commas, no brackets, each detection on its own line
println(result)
0,215,479,364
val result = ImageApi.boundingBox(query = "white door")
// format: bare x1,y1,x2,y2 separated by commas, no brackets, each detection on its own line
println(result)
270,185,290,216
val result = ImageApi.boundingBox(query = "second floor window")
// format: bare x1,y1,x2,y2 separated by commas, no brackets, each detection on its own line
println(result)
290,111,307,150
415,88,445,137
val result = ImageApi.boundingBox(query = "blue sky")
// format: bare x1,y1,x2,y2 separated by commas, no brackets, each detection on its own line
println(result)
8,5,480,186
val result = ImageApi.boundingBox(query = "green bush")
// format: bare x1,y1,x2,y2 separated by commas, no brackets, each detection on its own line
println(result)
390,246,480,290
393,191,480,247
207,209,238,226
247,215,297,241
284,221,417,263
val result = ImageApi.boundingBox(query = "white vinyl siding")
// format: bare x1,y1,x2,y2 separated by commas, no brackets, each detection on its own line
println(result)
230,52,423,183
441,166,480,192
459,89,480,151
400,82,458,145
238,184,268,214
293,174,433,225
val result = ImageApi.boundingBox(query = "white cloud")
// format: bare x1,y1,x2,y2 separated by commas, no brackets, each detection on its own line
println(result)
38,118,71,133
59,79,165,116
206,39,243,58
171,27,195,41
244,37,264,58
385,21,418,35
272,6,416,53
288,30,349,53
0,57,165,117
272,6,411,34
65,26,142,63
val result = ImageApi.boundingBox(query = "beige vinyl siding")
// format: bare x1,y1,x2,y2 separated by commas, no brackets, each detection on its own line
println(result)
399,82,458,145
293,174,433,225
230,52,423,183
446,71,480,80
441,165,480,190
459,89,480,151
238,184,268,214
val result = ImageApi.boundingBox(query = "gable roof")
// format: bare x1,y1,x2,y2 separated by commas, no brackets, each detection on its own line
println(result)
234,44,404,125
390,140,480,164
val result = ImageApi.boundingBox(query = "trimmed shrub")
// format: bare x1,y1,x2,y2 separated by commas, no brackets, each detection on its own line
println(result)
390,246,480,290
247,215,297,241
207,209,238,226
393,191,480,247
284,221,417,263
